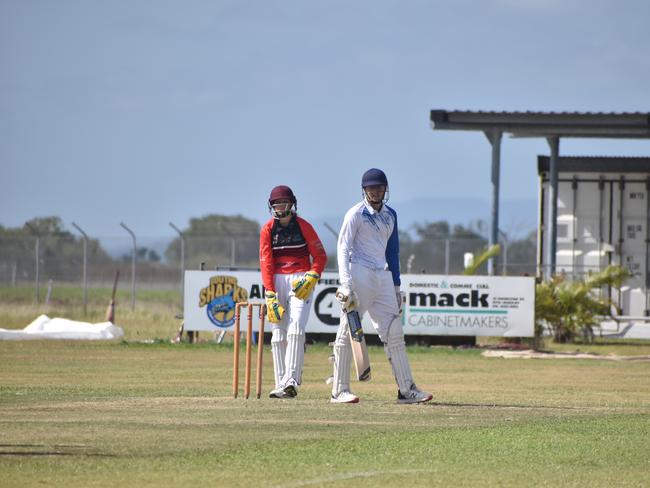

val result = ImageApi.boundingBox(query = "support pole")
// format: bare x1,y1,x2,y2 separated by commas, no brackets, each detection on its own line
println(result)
72,222,89,315
645,177,650,315
616,177,626,314
537,177,545,278
407,254,415,274
571,177,578,280
25,222,40,303
323,222,339,239
484,129,502,275
547,136,560,277
221,226,236,267
120,222,137,310
169,222,186,307
499,230,508,275
444,239,450,275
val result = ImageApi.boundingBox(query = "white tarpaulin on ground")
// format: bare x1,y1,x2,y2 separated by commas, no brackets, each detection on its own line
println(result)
0,315,124,340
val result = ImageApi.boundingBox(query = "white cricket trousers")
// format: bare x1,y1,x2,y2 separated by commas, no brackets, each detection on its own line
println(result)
346,264,398,339
332,263,414,396
270,273,312,389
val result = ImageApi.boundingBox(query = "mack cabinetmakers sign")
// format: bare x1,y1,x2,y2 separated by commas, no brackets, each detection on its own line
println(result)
404,275,534,337
184,270,535,337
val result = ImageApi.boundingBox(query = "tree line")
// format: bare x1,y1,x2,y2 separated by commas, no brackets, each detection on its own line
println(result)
0,215,537,278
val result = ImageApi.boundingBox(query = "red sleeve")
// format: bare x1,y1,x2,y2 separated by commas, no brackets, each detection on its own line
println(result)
259,220,275,292
296,217,327,275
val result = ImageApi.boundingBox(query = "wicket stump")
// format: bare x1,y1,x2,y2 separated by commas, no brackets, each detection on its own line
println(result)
232,302,266,399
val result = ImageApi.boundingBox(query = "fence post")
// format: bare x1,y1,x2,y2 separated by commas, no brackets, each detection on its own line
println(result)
25,222,40,303
120,222,137,310
45,279,53,304
169,222,185,307
444,239,450,275
220,225,237,267
499,230,509,275
407,254,415,274
72,222,89,315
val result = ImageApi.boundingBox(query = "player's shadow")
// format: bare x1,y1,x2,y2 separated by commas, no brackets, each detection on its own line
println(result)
428,401,585,410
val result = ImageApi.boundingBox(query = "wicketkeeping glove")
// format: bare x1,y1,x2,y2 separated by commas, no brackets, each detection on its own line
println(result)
265,291,285,323
291,271,320,300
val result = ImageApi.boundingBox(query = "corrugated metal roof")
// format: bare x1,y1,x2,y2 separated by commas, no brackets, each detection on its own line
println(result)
433,110,650,116
430,110,650,138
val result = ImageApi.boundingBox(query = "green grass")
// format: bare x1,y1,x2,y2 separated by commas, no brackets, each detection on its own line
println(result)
2,286,650,486
1,340,649,487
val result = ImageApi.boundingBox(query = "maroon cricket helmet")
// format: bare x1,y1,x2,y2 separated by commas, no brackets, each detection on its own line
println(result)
268,185,297,205
268,185,297,219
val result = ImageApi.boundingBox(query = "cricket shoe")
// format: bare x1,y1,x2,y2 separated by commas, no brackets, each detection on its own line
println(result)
330,391,359,404
397,384,433,404
269,384,298,399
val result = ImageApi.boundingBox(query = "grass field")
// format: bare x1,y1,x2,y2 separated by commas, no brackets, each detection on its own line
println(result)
1,287,650,486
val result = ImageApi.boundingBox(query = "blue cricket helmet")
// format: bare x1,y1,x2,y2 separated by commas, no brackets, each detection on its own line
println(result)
361,168,388,188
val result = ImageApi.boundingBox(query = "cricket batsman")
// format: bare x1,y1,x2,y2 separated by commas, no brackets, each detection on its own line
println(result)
331,168,433,404
260,185,327,399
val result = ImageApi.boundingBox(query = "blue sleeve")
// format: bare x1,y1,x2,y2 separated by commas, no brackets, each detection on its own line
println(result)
385,206,400,286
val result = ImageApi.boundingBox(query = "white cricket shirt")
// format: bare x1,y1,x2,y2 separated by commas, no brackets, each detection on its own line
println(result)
337,200,401,288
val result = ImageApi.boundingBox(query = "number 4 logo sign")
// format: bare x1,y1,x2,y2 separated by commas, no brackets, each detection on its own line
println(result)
314,287,341,326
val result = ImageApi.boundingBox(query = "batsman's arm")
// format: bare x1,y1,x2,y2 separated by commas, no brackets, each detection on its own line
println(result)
385,206,401,287
259,222,276,292
337,208,360,289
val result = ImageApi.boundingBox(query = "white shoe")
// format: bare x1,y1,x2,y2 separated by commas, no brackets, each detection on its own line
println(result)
330,391,359,404
397,384,432,404
269,384,297,399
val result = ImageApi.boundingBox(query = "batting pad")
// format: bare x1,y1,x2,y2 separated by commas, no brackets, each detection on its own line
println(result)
332,319,353,396
271,327,287,388
384,325,414,394
284,329,306,386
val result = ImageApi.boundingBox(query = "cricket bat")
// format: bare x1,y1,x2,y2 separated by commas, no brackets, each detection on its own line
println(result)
105,269,120,323
346,310,371,381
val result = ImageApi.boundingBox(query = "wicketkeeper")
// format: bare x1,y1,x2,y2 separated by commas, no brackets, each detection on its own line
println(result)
260,185,327,399
331,168,433,404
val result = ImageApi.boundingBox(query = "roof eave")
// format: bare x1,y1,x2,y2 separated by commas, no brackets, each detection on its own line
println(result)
430,110,650,139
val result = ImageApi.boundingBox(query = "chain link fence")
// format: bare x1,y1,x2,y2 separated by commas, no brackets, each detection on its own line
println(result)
401,237,537,277
0,235,260,290
1,234,537,300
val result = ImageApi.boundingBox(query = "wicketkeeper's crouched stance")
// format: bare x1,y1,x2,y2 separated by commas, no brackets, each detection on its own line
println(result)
331,168,433,404
260,185,327,399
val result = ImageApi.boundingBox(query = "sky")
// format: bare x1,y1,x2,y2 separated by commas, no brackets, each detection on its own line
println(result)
2,0,650,250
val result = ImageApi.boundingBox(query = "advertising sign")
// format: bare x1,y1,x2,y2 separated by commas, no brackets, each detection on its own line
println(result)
183,270,535,337
404,275,535,337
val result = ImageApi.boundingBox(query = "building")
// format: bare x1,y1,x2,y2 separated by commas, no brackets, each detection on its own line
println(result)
538,156,650,316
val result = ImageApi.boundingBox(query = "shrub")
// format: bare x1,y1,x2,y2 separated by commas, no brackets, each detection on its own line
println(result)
535,265,630,343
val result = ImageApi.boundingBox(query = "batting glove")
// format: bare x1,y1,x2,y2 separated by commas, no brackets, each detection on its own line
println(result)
265,291,285,323
292,271,320,300
335,286,357,311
